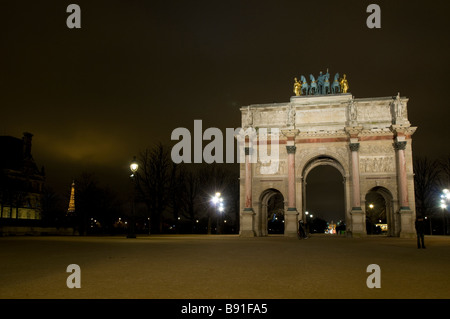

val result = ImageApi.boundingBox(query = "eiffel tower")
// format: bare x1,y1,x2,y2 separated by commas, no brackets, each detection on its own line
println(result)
67,180,76,216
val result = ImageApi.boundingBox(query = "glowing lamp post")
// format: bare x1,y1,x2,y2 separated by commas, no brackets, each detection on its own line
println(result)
130,159,139,176
440,189,449,235
127,156,139,238
211,192,224,234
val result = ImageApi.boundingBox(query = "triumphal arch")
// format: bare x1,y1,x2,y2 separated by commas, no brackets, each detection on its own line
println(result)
239,73,417,238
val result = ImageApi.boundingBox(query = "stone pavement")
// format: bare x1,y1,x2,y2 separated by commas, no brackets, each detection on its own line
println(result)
1,234,449,299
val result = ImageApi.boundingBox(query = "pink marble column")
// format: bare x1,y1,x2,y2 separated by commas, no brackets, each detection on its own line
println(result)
395,141,409,209
286,146,296,208
349,143,361,209
241,146,255,237
245,147,252,209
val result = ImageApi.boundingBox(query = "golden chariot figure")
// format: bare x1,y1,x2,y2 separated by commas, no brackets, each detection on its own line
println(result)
339,74,349,93
293,77,302,96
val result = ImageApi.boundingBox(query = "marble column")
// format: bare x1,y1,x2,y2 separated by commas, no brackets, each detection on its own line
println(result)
394,141,409,210
349,143,362,210
390,124,416,238
240,146,255,237
282,129,299,237
244,147,253,209
345,126,365,237
348,141,365,237
286,145,297,210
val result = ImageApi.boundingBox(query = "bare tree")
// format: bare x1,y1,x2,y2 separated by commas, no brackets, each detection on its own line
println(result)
73,172,124,235
438,156,450,188
167,162,187,232
135,143,173,234
178,166,201,231
41,185,65,226
74,172,100,235
135,143,240,234
414,156,441,218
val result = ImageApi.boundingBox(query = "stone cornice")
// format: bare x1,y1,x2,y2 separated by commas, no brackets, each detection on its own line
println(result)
297,130,347,138
281,129,300,138
390,125,417,137
345,126,364,138
358,128,394,137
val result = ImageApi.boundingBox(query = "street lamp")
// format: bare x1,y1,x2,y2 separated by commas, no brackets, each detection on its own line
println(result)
130,161,138,177
127,156,138,238
440,189,449,235
211,192,224,234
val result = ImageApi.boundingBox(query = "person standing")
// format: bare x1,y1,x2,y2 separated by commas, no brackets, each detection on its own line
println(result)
298,220,308,239
415,217,426,249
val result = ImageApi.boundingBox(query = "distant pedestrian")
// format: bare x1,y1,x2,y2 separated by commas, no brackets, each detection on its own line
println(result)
298,220,308,239
415,217,426,249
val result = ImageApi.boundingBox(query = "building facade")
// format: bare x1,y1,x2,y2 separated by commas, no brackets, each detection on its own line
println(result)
0,132,45,220
239,93,417,238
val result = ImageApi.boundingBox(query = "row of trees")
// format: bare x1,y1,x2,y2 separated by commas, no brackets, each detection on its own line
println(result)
25,148,450,236
41,172,123,235
40,143,240,235
133,143,239,234
413,155,450,234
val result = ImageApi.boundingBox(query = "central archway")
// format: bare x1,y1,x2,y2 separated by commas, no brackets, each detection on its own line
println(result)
305,165,345,234
301,155,349,235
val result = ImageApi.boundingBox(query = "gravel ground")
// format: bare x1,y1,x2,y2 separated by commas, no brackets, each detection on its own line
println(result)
0,234,449,299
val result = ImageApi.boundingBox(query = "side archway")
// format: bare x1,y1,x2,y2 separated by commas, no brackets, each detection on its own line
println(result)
257,188,285,236
365,186,396,236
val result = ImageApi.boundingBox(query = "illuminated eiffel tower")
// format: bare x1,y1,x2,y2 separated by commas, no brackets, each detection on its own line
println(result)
67,180,76,216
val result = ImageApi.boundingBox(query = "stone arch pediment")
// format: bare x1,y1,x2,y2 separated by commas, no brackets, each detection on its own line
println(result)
259,187,286,203
297,148,349,179
367,186,394,200
361,183,398,203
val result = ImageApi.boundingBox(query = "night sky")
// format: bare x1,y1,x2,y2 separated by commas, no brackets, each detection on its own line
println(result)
2,1,450,220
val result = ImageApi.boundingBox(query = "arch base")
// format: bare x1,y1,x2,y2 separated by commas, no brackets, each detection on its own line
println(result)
399,208,415,238
284,209,299,237
239,208,255,237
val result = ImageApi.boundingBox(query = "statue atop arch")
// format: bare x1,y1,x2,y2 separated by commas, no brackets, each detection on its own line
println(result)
339,74,349,93
293,77,301,96
293,69,349,96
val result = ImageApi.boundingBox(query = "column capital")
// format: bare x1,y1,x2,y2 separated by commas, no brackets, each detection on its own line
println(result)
349,143,360,152
286,145,297,154
393,141,407,151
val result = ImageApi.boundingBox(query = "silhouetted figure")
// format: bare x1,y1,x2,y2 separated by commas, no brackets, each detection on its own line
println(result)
415,217,426,249
298,220,308,239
